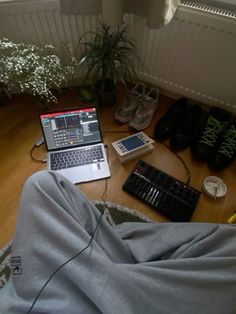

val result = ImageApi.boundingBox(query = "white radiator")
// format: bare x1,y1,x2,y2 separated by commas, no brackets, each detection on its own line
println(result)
0,0,236,113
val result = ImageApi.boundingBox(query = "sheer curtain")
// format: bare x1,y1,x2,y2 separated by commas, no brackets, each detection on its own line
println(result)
60,0,180,29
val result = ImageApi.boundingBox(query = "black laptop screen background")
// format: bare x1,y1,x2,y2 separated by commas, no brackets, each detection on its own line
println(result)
40,107,102,151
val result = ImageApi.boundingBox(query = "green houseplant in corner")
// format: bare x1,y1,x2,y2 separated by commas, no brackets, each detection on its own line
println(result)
77,84,97,107
77,22,140,106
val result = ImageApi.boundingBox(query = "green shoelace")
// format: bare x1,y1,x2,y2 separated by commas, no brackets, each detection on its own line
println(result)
199,116,225,147
218,124,236,158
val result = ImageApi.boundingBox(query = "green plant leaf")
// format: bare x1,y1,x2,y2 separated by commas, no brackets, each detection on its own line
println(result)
77,22,142,91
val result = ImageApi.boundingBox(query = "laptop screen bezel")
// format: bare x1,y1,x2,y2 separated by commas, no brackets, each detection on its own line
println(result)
39,106,104,152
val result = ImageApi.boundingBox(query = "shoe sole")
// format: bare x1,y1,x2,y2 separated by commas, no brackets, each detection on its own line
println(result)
129,119,152,131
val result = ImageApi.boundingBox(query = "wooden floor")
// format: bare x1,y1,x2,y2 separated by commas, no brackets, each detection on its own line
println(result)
0,86,235,248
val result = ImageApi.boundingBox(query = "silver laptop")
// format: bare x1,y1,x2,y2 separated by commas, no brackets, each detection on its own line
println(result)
39,106,110,184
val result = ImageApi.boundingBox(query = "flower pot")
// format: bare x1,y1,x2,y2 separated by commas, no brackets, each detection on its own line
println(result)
94,79,116,107
77,85,97,107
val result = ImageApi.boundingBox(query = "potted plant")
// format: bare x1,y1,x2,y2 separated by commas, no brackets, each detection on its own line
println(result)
77,22,140,106
77,84,97,107
0,38,77,108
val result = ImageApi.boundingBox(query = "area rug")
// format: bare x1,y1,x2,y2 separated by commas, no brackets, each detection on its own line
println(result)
0,201,152,289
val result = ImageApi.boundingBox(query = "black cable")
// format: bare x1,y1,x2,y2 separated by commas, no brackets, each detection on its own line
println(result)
102,130,191,185
27,212,103,313
27,146,110,313
159,141,191,185
101,145,109,206
30,145,46,163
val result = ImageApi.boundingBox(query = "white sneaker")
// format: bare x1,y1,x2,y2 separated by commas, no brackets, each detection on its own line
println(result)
115,83,145,123
129,88,159,130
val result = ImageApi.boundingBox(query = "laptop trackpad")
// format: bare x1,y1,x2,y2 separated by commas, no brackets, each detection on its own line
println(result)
64,165,97,184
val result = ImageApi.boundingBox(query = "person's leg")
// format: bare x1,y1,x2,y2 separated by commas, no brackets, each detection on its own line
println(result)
1,170,236,314
0,171,134,314
116,220,236,261
112,222,236,314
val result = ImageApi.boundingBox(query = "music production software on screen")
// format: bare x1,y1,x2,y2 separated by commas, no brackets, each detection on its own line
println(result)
40,108,101,150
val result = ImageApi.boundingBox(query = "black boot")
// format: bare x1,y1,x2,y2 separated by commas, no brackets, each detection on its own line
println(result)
209,119,236,171
153,98,188,142
170,104,204,151
191,107,232,161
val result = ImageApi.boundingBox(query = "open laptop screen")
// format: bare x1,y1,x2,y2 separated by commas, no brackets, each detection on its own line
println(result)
40,107,102,151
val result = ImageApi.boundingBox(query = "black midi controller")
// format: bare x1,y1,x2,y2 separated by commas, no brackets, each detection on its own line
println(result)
122,160,201,222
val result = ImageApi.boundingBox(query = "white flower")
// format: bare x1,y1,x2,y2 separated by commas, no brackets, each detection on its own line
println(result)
0,39,77,103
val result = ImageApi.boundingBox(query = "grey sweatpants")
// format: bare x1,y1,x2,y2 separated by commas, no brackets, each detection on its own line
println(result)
0,171,236,314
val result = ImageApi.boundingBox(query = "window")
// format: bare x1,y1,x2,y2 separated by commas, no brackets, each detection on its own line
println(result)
186,0,236,12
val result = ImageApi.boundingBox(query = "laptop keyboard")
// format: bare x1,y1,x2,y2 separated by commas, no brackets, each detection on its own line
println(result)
50,146,104,170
